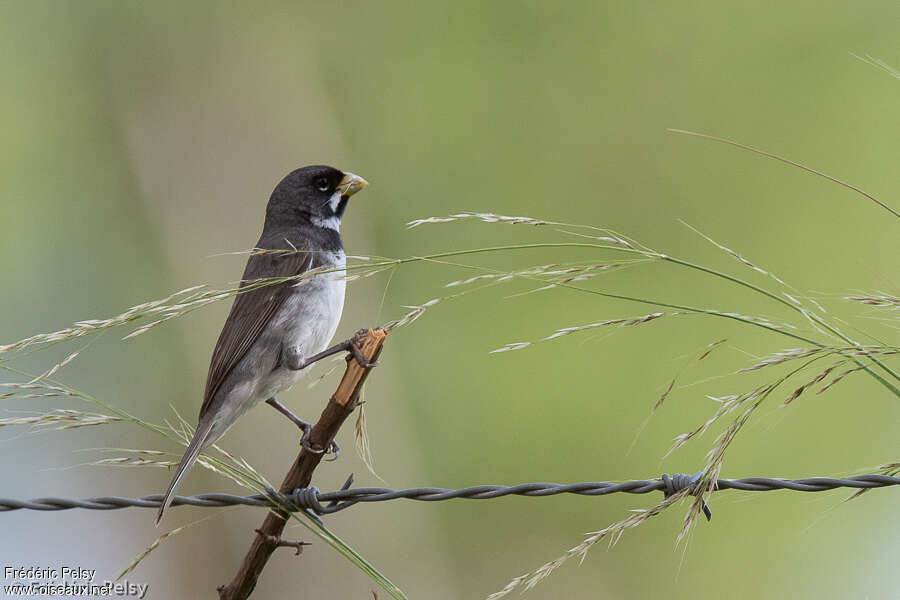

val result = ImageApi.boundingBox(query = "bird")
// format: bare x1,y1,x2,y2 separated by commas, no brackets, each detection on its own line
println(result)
156,165,370,525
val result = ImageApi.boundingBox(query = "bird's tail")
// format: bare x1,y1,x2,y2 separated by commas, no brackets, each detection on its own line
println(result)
156,419,216,526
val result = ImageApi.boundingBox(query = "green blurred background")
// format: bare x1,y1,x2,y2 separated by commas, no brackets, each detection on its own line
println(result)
1,1,897,598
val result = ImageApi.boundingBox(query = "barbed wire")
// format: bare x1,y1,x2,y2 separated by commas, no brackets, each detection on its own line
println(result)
1,473,896,520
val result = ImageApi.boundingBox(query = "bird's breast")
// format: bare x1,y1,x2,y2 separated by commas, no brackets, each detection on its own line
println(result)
277,250,347,358
242,252,346,409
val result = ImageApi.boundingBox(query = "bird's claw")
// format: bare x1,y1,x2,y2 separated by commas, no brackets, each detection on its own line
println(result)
347,328,379,369
300,426,340,460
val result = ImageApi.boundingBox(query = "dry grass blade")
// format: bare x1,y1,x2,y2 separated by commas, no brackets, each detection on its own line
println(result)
678,395,763,542
116,516,215,582
674,344,871,539
490,312,667,353
27,352,80,381
384,297,443,330
408,212,552,228
850,53,900,81
653,378,676,412
667,385,766,456
817,365,865,394
737,348,822,373
444,263,629,290
0,285,207,355
90,457,177,468
0,409,121,430
0,258,382,355
845,295,900,308
65,448,177,470
784,363,842,404
698,338,727,360
668,128,900,219
848,462,900,500
679,220,787,285
487,491,687,599
355,402,380,480
407,211,643,249
736,346,897,375
703,310,795,331
0,380,75,401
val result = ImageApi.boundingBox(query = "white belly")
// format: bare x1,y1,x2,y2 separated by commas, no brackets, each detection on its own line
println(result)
260,251,346,398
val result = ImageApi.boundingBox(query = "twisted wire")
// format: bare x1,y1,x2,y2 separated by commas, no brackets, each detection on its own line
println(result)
1,473,896,513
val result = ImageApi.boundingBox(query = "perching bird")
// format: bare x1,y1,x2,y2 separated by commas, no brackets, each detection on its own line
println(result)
156,165,369,524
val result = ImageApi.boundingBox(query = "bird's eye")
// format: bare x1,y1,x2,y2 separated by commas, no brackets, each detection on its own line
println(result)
315,177,330,192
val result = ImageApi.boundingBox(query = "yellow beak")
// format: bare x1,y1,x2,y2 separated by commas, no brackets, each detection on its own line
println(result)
337,172,368,197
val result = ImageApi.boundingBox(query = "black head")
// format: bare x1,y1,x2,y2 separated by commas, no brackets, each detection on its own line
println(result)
265,165,368,231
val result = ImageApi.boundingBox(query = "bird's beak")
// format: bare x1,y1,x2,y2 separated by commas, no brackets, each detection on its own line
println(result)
337,172,368,197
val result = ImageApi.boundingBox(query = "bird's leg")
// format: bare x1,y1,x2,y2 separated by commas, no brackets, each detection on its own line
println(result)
265,397,339,460
265,397,311,430
283,329,379,371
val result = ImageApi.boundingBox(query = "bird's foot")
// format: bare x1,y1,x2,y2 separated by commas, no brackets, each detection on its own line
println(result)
300,426,340,461
266,397,339,460
345,328,380,369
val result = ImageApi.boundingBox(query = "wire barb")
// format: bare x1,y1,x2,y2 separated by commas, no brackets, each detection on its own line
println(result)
661,472,712,520
1,473,896,513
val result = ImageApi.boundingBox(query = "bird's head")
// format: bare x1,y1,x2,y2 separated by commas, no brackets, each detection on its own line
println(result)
266,165,368,231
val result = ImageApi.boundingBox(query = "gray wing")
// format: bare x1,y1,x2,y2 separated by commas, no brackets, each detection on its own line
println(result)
199,248,314,419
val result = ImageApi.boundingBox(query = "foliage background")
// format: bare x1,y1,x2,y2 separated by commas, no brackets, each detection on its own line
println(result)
0,2,897,598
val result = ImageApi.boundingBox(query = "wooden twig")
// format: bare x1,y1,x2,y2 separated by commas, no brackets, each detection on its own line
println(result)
253,529,310,556
217,329,388,600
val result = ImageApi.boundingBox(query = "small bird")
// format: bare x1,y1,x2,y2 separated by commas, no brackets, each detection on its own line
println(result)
156,165,370,524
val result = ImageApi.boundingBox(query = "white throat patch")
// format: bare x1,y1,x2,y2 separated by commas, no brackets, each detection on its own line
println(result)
312,191,342,231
